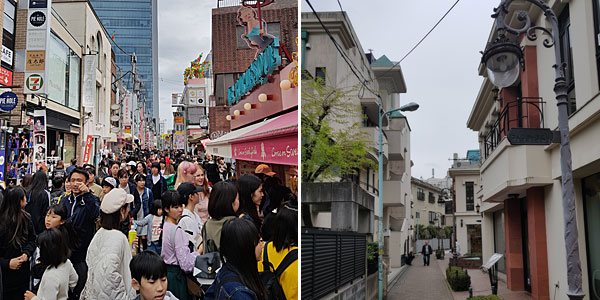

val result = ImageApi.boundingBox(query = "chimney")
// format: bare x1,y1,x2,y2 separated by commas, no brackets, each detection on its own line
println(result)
432,168,435,178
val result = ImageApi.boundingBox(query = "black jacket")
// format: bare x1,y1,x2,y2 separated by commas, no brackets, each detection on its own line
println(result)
145,174,167,200
0,217,36,294
25,190,50,234
127,182,142,218
63,191,99,263
421,245,433,255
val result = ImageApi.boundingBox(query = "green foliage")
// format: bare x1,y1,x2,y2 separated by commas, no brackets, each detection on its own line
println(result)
301,76,375,183
367,242,379,262
435,249,445,259
444,226,452,238
468,295,503,300
446,266,471,291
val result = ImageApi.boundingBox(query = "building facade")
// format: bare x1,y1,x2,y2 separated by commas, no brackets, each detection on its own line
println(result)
448,151,482,257
468,1,600,299
89,0,158,123
411,177,446,228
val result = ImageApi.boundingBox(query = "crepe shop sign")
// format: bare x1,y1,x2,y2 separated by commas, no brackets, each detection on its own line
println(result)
232,136,297,165
227,39,282,105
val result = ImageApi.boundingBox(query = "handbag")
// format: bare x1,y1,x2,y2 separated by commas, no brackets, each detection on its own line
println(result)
195,222,221,279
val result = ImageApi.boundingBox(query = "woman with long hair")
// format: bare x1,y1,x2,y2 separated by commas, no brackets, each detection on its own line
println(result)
0,186,36,299
174,161,197,189
164,164,176,190
236,174,264,233
134,173,154,250
21,174,33,190
205,218,266,300
193,163,211,223
53,160,66,180
203,181,239,252
136,162,147,178
26,170,51,234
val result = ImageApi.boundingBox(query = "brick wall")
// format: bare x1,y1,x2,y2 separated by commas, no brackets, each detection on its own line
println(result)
208,106,231,139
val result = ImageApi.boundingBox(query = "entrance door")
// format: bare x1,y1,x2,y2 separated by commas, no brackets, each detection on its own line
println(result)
583,173,600,300
467,224,482,255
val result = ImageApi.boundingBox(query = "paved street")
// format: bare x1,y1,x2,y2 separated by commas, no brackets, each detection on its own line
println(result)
387,255,454,300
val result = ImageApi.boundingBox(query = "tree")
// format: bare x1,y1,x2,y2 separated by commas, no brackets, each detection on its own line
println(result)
301,76,375,183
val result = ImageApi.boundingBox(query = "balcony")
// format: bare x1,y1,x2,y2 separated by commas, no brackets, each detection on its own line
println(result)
360,126,388,162
383,180,404,207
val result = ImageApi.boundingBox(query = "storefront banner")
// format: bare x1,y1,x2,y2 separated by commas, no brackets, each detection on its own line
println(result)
24,0,51,95
231,134,297,165
174,132,185,149
0,67,13,86
1,46,13,66
82,55,96,109
0,149,5,182
123,92,132,126
33,109,47,167
82,135,92,164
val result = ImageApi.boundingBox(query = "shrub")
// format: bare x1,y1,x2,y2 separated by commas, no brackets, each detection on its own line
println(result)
468,295,503,300
367,242,378,275
446,266,471,291
436,249,445,259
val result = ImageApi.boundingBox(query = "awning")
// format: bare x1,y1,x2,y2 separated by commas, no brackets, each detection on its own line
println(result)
205,110,298,165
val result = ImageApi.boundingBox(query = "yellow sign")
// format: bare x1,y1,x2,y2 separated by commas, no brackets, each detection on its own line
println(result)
26,51,46,71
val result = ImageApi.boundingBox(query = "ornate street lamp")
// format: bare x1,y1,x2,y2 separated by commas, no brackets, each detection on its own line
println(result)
481,1,583,299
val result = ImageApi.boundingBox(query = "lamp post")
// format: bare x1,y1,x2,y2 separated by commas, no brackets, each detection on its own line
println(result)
378,101,419,300
481,1,583,299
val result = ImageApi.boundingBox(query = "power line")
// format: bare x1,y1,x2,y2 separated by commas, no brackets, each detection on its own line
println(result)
379,0,461,77
305,0,378,97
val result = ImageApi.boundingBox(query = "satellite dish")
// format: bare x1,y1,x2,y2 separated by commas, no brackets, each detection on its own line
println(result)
110,115,120,122
111,104,120,110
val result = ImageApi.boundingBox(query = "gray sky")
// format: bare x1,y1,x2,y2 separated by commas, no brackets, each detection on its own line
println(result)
303,0,495,179
157,0,214,131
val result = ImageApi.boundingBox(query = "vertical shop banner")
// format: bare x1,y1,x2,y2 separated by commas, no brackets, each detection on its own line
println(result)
82,135,93,164
24,0,52,95
33,109,47,168
82,55,96,109
123,92,132,126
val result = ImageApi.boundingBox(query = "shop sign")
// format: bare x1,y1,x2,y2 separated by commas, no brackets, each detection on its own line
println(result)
0,92,18,111
507,128,556,145
26,30,47,50
231,135,297,165
33,109,47,167
26,50,45,71
123,92,132,126
82,55,96,109
29,11,46,28
1,46,13,65
0,67,13,86
200,116,208,129
227,40,282,105
25,73,44,93
82,135,93,164
29,0,48,8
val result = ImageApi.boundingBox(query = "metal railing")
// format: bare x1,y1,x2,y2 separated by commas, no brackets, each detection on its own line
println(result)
217,0,242,7
484,97,545,158
301,228,367,300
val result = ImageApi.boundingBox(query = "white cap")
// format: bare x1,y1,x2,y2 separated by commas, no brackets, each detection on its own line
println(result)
127,161,136,166
100,188,134,214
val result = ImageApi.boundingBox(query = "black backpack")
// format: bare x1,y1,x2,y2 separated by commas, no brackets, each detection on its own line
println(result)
260,243,297,300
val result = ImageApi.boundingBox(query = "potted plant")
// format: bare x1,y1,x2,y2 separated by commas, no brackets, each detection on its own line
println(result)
367,242,378,275
436,249,445,259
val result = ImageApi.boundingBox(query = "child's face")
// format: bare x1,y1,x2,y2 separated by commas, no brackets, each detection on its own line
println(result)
102,186,112,195
45,210,64,229
165,205,182,221
132,276,167,300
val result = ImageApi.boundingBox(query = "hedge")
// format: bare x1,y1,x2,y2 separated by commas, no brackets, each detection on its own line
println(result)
446,266,471,291
468,295,503,300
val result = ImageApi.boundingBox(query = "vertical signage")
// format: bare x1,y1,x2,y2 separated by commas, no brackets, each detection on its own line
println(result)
82,55,96,109
82,135,93,164
24,0,52,95
33,109,47,168
123,92,132,126
174,115,184,149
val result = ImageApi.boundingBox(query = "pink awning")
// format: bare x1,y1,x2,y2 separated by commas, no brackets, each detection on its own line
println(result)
229,110,297,143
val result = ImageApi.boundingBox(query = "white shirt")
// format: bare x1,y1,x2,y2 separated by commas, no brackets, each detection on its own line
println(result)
32,259,78,300
179,208,203,249
152,175,160,185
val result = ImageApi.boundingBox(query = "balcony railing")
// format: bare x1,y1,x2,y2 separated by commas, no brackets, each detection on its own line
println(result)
217,0,242,7
484,97,545,158
301,228,367,300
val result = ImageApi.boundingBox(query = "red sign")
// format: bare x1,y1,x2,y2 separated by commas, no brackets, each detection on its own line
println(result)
0,67,13,86
83,135,93,164
231,134,297,166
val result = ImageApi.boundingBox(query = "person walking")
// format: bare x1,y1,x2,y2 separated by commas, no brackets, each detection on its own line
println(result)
146,162,167,201
25,170,51,234
66,159,77,176
421,241,433,266
236,174,264,233
202,181,239,253
192,163,210,224
176,183,203,250
134,174,154,251
80,188,136,300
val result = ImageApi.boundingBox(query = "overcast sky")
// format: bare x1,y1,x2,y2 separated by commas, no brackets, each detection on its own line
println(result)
303,0,495,179
157,0,214,131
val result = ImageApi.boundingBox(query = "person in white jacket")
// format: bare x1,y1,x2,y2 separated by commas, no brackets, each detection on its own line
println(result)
80,188,136,300
24,228,78,300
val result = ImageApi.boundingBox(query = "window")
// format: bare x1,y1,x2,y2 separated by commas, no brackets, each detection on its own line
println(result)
466,182,474,211
428,192,435,204
415,212,420,219
315,67,326,85
417,188,424,200
429,211,436,224
48,32,81,110
559,6,576,115
3,0,15,35
441,215,446,226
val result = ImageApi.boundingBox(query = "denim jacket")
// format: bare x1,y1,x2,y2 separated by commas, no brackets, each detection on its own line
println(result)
204,264,259,300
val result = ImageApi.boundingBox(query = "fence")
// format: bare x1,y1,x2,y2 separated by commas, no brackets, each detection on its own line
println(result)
416,238,451,251
217,0,242,7
301,228,367,300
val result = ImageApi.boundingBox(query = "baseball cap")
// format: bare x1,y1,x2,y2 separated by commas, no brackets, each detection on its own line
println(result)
100,188,134,214
101,177,117,189
255,164,276,176
177,182,203,198
127,161,136,166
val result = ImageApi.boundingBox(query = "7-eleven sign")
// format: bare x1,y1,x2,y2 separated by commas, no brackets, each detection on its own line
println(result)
24,73,45,94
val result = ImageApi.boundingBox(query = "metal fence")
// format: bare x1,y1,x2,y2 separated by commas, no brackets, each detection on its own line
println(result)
301,228,367,300
416,238,451,251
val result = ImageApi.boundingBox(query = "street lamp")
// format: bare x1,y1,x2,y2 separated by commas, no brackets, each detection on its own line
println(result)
481,1,583,299
377,100,419,300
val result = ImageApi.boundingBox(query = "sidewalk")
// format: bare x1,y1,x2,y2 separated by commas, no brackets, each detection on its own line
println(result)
387,255,454,300
437,253,531,300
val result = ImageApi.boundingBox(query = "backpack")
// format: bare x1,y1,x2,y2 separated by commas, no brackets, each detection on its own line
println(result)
260,243,297,300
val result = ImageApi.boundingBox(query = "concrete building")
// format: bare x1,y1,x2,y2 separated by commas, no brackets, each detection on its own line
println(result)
468,1,600,299
411,177,446,229
301,11,412,299
448,151,482,257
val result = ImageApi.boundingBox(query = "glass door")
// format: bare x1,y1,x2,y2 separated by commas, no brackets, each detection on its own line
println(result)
583,173,600,300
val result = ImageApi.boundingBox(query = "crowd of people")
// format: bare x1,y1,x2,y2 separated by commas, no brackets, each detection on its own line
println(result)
0,149,298,300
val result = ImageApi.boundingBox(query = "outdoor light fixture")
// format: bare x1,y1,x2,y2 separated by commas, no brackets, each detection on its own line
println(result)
258,93,269,102
483,1,584,298
476,203,481,213
280,79,291,90
225,115,232,121
460,219,463,228
233,110,241,116
244,103,252,111
399,102,419,112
